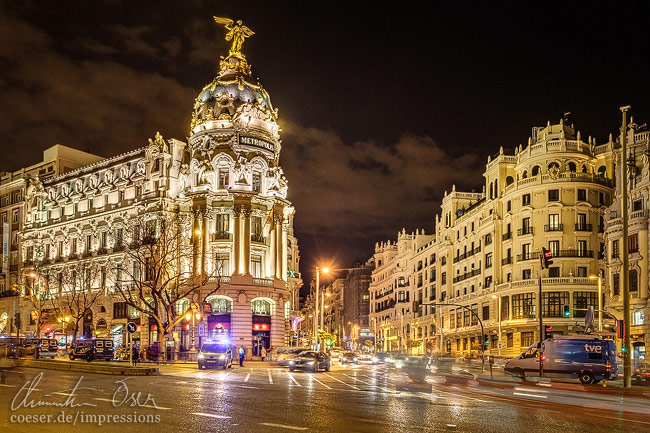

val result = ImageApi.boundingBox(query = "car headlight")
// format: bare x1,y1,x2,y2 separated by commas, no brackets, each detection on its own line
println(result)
354,357,358,361
386,357,392,362
372,357,378,363
198,354,205,359
289,360,295,365
307,361,314,365
219,354,226,360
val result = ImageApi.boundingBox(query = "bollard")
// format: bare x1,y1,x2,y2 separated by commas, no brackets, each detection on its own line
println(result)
488,356,494,379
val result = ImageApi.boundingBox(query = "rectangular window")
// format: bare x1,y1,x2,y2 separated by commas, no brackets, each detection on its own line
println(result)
484,276,492,288
577,267,587,278
577,189,587,201
632,311,645,326
482,305,490,320
101,232,107,248
463,309,470,327
522,243,531,260
577,240,587,255
574,292,597,318
501,296,510,320
72,238,78,255
218,169,229,189
113,302,128,319
13,210,19,223
251,255,262,278
548,189,559,201
548,214,560,231
450,311,456,329
251,216,263,242
542,291,569,317
485,233,492,245
522,269,532,280
549,266,560,278
522,194,531,206
485,253,492,268
507,200,511,212
216,254,230,276
629,234,639,253
548,240,559,255
512,293,535,319
252,172,261,192
86,234,92,252
521,332,535,348
441,272,446,285
611,239,619,259
612,273,620,296
507,332,513,348
633,199,643,211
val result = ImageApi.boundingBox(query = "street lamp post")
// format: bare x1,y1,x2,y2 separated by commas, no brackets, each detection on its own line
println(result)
187,311,201,351
58,316,71,350
314,266,329,350
589,275,603,332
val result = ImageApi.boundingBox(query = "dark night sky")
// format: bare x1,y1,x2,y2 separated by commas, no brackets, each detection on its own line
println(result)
2,1,650,285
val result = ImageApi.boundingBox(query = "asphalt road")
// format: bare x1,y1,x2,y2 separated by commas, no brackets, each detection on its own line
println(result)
0,363,648,433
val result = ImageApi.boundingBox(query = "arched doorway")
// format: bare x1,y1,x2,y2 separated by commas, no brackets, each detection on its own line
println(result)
251,297,274,356
205,295,233,343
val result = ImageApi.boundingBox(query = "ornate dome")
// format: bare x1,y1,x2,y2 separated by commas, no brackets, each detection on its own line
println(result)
190,55,277,134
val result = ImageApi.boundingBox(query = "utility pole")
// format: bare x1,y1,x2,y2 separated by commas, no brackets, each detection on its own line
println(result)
538,264,544,378
620,105,632,388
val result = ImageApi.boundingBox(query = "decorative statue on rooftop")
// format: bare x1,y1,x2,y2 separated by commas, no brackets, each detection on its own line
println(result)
213,17,255,58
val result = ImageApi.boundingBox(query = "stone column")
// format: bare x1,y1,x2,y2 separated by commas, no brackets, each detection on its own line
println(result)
275,215,283,279
243,208,251,276
202,210,211,278
281,224,288,282
192,209,201,276
268,207,276,279
233,207,241,275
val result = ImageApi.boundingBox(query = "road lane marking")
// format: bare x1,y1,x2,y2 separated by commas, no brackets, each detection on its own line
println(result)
514,386,548,393
93,398,171,410
259,422,308,430
344,374,371,385
287,372,301,386
324,373,358,389
310,376,331,389
513,392,548,399
267,368,274,384
244,371,251,382
192,412,231,419
0,384,17,387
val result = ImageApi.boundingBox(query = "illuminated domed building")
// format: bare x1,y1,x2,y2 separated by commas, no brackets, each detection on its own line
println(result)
17,21,302,357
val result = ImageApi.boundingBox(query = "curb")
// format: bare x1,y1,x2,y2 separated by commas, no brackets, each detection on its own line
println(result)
14,359,159,376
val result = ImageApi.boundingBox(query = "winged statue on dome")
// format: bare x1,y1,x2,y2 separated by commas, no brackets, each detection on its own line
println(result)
213,17,255,58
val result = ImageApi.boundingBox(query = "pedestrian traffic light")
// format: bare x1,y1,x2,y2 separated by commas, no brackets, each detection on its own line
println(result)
544,325,553,339
562,305,570,317
541,247,553,269
616,320,625,339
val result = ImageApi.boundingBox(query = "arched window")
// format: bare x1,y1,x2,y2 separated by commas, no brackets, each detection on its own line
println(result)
532,166,541,176
494,179,498,196
582,164,588,173
505,176,514,186
284,301,290,320
175,298,190,316
489,182,494,199
251,298,274,316
547,162,560,171
206,295,233,314
568,162,576,172
629,269,638,292
597,166,607,176
522,170,528,179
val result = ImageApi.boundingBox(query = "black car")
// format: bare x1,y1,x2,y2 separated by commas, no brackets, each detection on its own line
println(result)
633,363,650,385
289,351,331,372
339,352,358,365
372,352,392,364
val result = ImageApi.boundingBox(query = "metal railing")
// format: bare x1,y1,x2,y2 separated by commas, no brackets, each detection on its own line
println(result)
575,223,592,231
544,224,563,232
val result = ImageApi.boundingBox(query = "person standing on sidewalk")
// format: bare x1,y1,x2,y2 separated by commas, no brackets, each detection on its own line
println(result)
261,346,267,361
238,345,245,367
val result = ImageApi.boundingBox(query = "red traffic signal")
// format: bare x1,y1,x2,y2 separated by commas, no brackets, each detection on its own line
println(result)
541,247,554,269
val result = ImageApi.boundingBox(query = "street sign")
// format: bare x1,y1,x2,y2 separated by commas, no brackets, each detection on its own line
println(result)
198,323,205,336
126,322,137,334
498,341,503,349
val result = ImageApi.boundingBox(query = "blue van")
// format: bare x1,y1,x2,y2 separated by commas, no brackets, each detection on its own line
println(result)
504,334,617,384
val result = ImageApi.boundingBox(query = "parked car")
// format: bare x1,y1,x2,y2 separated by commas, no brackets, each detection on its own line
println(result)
69,338,114,361
289,351,331,372
633,363,650,385
504,334,617,384
198,342,233,369
38,338,59,359
357,353,374,364
339,352,358,365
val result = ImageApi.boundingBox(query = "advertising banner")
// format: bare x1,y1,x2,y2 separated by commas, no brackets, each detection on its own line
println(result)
2,222,8,273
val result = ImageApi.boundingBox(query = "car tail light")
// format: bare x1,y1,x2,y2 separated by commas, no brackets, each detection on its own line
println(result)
606,361,611,372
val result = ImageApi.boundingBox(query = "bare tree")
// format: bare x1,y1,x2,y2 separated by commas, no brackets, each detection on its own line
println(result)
52,260,104,342
113,212,222,359
11,260,54,338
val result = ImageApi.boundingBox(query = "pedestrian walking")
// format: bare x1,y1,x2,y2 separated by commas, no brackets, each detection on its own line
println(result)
261,346,267,361
132,345,139,366
238,345,245,367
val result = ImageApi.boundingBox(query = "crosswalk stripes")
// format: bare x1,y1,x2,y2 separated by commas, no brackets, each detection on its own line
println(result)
286,372,301,386
323,373,359,390
267,368,273,384
310,375,331,389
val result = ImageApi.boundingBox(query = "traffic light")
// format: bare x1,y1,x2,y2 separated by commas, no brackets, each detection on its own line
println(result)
544,325,553,339
483,334,489,351
616,320,625,339
14,313,21,329
412,300,420,313
541,247,553,269
562,305,570,317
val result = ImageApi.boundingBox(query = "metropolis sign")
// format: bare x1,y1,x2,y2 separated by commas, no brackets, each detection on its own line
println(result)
239,135,275,153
